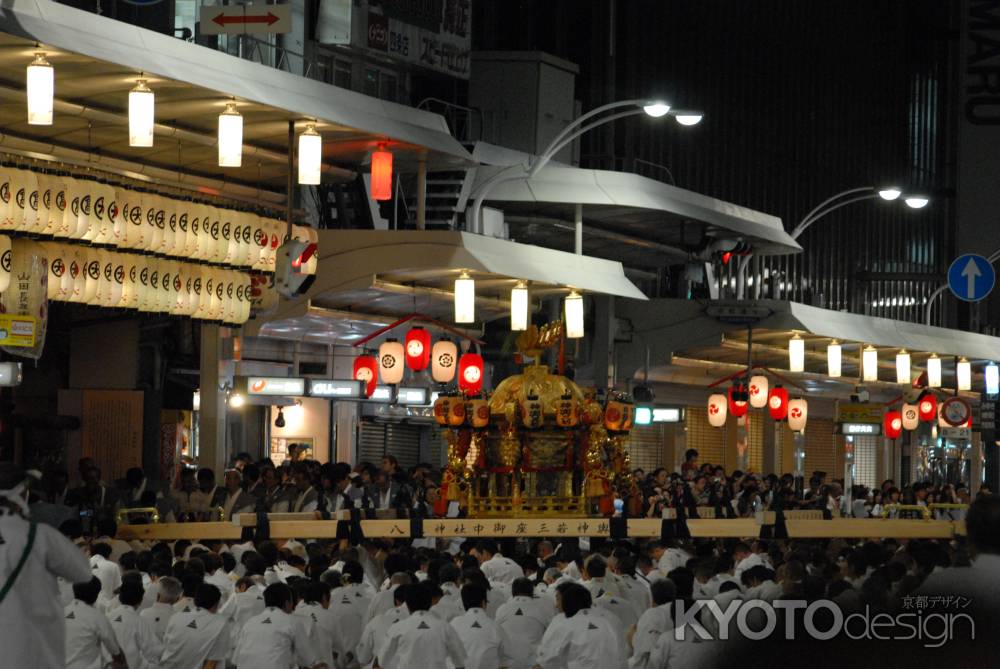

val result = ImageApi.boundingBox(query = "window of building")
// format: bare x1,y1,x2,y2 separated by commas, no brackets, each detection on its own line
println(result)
333,59,353,89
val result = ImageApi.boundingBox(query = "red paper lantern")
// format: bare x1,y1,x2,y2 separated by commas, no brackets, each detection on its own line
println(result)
370,146,393,201
404,326,431,371
918,394,937,422
768,386,789,420
884,410,903,439
458,353,484,395
353,355,378,398
728,385,749,418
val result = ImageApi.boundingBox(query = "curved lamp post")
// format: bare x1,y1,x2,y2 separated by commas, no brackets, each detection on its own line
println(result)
738,186,930,299
467,99,702,233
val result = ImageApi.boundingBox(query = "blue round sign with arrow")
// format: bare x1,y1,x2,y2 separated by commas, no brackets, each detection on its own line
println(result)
948,254,995,302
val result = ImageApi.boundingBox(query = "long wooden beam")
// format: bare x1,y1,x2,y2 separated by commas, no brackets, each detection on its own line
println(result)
115,517,965,542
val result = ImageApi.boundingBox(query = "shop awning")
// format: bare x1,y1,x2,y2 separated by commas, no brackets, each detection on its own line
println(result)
0,0,472,204
246,229,646,343
616,298,1000,400
470,143,801,257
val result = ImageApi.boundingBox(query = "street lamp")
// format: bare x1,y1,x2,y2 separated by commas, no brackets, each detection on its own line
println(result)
740,185,931,299
468,98,702,233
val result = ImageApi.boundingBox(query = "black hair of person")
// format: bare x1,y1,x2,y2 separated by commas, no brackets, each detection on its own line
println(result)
194,583,222,610
511,577,535,598
91,542,112,559
650,579,677,606
461,583,488,611
73,577,102,605
118,581,144,607
263,582,294,609
405,582,434,612
559,583,592,618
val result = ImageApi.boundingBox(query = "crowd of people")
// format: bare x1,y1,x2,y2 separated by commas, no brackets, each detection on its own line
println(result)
3,447,995,668
635,449,980,520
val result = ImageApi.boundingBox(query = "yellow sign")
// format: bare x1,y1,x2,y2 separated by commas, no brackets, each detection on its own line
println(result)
0,313,36,347
836,402,882,424
421,518,613,538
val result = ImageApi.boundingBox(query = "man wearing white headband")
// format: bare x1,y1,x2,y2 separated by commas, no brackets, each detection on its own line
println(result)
0,462,94,668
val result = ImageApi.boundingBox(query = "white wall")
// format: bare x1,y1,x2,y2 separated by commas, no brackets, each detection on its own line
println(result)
270,398,330,462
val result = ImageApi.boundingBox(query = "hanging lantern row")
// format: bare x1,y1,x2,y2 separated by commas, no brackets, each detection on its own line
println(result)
8,238,255,323
23,55,394,188
0,164,317,274
453,273,585,337
707,383,805,432
352,336,483,395
787,335,988,391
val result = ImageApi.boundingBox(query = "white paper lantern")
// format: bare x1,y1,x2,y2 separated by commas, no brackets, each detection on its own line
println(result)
91,182,114,245
510,282,529,331
80,180,99,242
0,168,15,231
987,362,1000,396
137,257,153,312
297,124,322,185
95,248,114,307
35,173,55,236
827,341,842,378
787,398,808,432
66,244,86,303
108,252,124,307
160,198,175,255
862,345,878,382
788,334,804,372
379,339,405,384
217,210,232,265
145,192,162,254
748,375,769,409
431,339,458,383
454,272,475,323
218,103,243,167
26,52,53,126
109,187,126,247
82,247,100,304
128,79,154,148
9,169,36,233
901,403,919,431
957,358,971,391
0,234,10,294
707,393,728,427
123,189,144,249
41,241,63,300
73,178,92,241
896,350,911,385
564,290,584,339
121,254,139,310
926,354,942,388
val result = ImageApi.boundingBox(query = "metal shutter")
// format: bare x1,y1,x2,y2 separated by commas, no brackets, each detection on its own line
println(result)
746,413,764,472
852,436,878,488
628,425,665,473
358,419,423,469
686,406,725,467
804,419,836,477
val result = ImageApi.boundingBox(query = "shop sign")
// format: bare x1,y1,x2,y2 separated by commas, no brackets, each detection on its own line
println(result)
836,403,882,424
840,422,882,436
362,1,470,78
309,379,365,398
940,427,972,441
652,408,682,423
396,387,430,405
247,377,305,396
0,313,36,348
